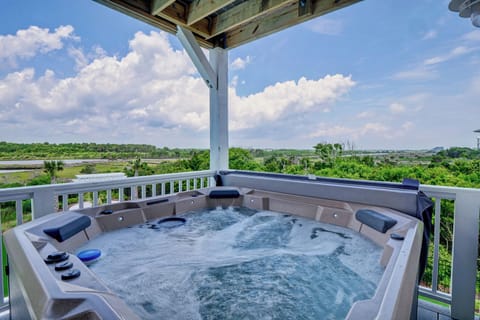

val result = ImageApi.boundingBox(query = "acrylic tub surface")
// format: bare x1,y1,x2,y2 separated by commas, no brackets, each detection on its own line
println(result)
4,186,423,320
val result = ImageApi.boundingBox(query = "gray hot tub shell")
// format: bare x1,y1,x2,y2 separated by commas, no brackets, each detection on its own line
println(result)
4,175,424,320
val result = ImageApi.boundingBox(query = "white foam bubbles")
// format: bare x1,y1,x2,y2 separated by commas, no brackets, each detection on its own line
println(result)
78,207,384,319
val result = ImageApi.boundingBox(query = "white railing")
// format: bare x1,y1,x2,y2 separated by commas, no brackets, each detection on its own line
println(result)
419,185,480,320
0,176,478,319
0,170,216,309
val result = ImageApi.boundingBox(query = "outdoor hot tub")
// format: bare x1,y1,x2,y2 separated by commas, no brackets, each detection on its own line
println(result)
4,172,428,319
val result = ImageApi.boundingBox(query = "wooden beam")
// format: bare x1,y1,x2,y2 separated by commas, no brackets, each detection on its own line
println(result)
206,0,294,39
151,0,176,15
222,0,361,48
95,0,177,33
298,0,313,16
157,3,211,38
94,0,213,48
187,0,236,26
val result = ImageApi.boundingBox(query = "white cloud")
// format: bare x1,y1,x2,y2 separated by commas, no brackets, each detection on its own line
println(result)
462,30,480,42
0,25,76,67
68,45,108,70
422,30,437,40
229,74,356,130
392,66,437,80
306,119,418,145
68,47,89,70
424,46,473,65
389,102,406,114
230,56,252,70
356,110,376,119
402,121,414,130
306,18,343,36
308,125,355,138
308,122,388,140
231,75,239,87
0,30,356,146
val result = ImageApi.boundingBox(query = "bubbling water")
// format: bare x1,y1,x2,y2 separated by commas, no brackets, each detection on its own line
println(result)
78,207,384,319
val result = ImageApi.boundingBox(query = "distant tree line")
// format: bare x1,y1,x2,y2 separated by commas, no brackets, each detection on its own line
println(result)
0,142,205,160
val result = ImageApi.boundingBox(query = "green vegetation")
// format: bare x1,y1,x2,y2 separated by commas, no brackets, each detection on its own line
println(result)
43,160,64,184
0,143,479,307
0,141,202,160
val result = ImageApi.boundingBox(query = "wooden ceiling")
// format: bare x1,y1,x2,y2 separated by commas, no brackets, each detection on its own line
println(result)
94,0,361,49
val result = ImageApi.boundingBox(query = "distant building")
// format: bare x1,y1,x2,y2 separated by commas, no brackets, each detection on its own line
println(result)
73,173,126,183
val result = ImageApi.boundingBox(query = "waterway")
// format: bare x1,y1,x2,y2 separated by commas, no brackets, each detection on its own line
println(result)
0,159,110,166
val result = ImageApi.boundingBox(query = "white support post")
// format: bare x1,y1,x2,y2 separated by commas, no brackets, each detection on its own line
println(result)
209,47,229,172
176,26,229,173
450,190,480,320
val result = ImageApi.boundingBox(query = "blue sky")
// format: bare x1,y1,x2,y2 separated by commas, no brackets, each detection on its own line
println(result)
0,0,479,150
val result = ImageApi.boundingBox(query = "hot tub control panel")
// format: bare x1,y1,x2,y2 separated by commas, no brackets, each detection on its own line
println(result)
44,250,82,280
40,246,108,293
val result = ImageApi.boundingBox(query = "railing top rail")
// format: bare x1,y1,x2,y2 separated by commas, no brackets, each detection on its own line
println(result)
420,184,480,200
0,170,216,202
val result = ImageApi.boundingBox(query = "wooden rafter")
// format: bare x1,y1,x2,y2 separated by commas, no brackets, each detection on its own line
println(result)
187,0,236,26
156,2,211,38
206,0,295,39
151,0,175,15
221,0,362,48
94,0,362,49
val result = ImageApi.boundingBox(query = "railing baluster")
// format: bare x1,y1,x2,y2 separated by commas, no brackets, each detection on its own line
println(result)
107,189,112,204
193,178,197,190
431,198,442,294
16,200,23,226
170,181,174,194
141,185,146,199
152,184,157,197
119,187,124,202
79,193,84,209
179,180,183,192
131,186,136,200
161,183,165,195
93,192,98,207
62,194,68,212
